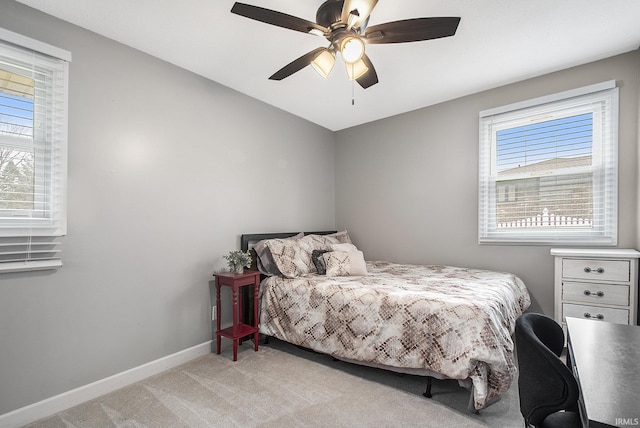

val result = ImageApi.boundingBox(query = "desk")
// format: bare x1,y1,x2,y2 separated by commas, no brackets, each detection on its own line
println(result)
566,317,640,427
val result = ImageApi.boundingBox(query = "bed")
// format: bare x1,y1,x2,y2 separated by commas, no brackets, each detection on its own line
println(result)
240,231,531,411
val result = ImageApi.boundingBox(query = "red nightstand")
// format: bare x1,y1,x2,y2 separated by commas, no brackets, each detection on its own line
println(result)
214,270,261,361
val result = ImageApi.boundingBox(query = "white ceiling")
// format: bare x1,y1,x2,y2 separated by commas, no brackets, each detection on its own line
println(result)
16,0,640,131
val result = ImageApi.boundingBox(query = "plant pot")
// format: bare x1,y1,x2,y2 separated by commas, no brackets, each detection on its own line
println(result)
232,265,244,275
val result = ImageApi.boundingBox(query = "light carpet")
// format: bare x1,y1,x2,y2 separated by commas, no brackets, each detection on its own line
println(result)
25,338,522,427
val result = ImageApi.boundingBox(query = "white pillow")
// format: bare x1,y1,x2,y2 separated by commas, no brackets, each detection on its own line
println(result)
330,243,358,252
324,250,368,277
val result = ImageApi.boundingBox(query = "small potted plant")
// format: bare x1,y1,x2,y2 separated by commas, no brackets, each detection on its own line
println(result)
223,250,252,274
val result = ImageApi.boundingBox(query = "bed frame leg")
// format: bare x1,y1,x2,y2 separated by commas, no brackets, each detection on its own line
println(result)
422,377,432,398
467,385,482,414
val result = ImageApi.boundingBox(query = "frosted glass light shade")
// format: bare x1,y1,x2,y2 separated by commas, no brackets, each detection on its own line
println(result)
340,37,365,64
311,49,335,78
346,59,368,80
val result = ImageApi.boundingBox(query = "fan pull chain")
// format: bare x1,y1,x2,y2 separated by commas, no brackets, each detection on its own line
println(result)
352,80,355,105
351,63,355,105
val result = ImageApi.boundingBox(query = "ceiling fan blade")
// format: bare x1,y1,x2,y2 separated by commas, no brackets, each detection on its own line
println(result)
364,17,461,44
341,0,378,29
231,2,329,35
356,54,378,89
269,47,326,81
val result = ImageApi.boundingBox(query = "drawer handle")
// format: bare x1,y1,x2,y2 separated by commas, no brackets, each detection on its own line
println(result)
583,267,605,274
583,312,605,320
583,290,605,297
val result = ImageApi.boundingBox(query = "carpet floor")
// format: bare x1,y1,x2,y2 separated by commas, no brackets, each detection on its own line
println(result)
25,338,523,427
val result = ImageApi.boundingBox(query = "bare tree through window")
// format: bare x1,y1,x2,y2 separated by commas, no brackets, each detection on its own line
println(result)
0,68,35,215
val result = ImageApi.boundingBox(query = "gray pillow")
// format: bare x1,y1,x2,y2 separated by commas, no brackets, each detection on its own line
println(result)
312,249,330,275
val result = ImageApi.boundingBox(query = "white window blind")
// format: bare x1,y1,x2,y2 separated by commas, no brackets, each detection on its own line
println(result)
0,28,70,272
479,81,618,245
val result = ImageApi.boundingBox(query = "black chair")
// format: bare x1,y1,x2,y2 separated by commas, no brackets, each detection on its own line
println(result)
515,312,582,428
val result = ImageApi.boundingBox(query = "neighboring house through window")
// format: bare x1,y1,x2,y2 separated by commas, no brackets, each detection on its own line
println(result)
479,81,618,245
0,28,70,272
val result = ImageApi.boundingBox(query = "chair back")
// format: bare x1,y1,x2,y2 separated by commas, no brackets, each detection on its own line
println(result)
515,312,579,427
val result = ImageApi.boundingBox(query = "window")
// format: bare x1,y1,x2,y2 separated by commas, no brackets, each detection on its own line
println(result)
479,81,618,245
0,28,70,272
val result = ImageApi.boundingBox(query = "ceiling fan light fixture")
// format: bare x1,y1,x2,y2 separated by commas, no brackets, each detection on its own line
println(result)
345,58,368,80
341,0,378,29
346,10,360,28
340,36,365,64
311,49,335,78
230,1,461,89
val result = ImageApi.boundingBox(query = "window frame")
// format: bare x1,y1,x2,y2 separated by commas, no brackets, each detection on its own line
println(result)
0,28,70,238
0,28,70,273
478,81,618,245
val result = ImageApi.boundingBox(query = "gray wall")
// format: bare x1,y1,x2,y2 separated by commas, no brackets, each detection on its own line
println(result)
336,50,640,318
0,2,335,415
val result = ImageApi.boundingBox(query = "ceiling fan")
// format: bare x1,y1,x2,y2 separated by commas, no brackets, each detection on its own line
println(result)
230,0,461,89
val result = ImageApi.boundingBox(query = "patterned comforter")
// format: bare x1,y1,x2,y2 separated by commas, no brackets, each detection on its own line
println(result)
259,261,531,409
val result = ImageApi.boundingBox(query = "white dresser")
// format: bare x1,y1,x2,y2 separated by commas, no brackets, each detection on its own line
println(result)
552,248,640,330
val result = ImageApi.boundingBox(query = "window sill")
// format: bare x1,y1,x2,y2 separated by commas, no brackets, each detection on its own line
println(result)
0,259,62,273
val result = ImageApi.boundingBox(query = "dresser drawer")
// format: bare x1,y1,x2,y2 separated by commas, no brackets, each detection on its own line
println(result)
562,258,630,282
563,303,629,324
562,281,629,306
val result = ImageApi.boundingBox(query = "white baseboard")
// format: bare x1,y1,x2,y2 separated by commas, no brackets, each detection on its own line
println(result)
0,341,212,428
